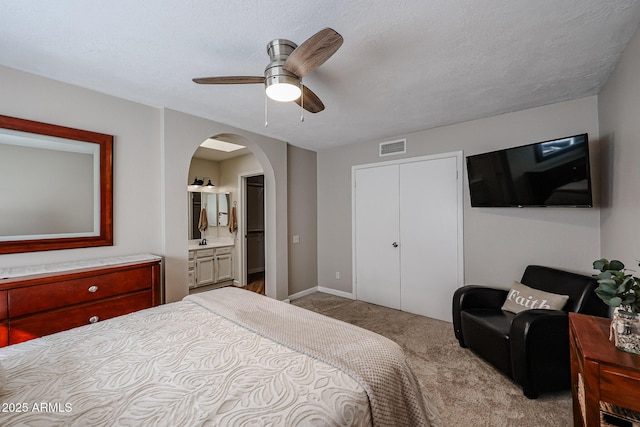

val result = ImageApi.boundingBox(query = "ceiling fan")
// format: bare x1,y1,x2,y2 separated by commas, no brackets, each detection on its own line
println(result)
193,28,343,114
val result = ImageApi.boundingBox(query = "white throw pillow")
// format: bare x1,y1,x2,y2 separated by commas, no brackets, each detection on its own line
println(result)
501,281,569,314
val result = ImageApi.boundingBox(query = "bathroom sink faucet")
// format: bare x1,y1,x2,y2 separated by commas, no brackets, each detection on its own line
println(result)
199,238,207,246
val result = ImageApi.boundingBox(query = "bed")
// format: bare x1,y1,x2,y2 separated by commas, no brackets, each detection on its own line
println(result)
0,287,441,426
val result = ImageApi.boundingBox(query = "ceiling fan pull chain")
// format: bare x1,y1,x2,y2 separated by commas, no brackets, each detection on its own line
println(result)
300,81,304,122
264,93,268,127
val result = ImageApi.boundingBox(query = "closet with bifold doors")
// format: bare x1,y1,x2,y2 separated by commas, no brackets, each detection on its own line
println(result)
352,151,463,322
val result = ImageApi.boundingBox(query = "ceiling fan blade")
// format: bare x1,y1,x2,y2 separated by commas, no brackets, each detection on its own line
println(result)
294,85,325,113
192,76,265,84
283,28,343,77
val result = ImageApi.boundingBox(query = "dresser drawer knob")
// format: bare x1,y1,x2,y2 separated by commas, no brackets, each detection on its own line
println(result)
88,285,98,293
89,316,100,324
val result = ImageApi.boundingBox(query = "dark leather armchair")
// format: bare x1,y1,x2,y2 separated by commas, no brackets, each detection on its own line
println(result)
452,265,608,398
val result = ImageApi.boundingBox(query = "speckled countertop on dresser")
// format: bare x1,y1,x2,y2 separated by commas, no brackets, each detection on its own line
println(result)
0,253,162,280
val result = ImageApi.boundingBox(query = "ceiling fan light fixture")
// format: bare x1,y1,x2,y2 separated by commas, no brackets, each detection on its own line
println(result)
193,28,342,114
265,75,301,102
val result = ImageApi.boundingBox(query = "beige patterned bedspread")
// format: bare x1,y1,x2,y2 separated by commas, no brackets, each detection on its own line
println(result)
186,288,441,427
0,294,371,426
0,287,441,426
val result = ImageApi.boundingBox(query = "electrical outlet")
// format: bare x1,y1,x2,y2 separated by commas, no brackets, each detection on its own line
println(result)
292,235,300,244
335,272,340,279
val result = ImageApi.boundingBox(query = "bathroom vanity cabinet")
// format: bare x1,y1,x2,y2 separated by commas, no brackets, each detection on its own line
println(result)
188,245,234,291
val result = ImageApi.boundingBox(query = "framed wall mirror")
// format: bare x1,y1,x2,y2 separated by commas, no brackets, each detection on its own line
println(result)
0,115,113,254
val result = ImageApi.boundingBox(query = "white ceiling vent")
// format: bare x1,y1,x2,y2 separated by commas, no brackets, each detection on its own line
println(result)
379,139,406,157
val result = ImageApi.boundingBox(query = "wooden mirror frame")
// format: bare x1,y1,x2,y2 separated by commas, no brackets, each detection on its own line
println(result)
0,115,113,254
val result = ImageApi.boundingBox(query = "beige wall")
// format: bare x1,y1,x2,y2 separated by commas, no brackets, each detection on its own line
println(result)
7,41,637,304
598,25,640,266
317,96,601,294
287,145,318,295
218,153,263,196
0,65,163,269
188,157,220,188
0,66,290,303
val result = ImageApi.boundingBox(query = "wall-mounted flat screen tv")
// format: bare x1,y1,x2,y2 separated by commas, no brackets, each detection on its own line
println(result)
466,133,593,207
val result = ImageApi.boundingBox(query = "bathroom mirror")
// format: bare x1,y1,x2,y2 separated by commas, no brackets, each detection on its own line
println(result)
206,193,218,226
188,191,230,238
0,115,113,254
218,193,229,227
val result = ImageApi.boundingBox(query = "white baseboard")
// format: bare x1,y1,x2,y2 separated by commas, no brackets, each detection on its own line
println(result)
317,286,355,300
288,286,356,301
288,287,318,301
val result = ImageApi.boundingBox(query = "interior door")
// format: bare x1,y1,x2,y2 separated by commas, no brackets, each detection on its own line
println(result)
245,175,265,283
399,156,460,321
354,164,401,309
353,153,462,321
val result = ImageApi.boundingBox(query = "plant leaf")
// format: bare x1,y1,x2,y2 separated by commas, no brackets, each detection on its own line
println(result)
609,260,625,271
620,277,635,291
597,283,617,294
597,271,614,281
621,295,636,304
608,296,622,307
593,259,608,271
612,271,626,279
598,278,617,287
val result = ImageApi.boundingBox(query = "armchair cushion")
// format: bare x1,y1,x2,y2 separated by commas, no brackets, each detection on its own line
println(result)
501,281,569,313
460,309,515,377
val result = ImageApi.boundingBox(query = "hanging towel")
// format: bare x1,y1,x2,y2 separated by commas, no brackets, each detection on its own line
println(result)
198,208,208,232
229,206,237,233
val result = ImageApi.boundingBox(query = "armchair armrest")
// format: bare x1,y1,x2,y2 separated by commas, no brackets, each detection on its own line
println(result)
509,309,569,398
452,285,509,344
453,285,509,309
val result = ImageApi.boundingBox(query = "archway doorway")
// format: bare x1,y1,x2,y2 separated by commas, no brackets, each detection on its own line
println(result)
162,109,289,304
186,134,266,295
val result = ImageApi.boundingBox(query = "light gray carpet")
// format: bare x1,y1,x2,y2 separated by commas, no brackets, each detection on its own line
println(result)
291,292,572,426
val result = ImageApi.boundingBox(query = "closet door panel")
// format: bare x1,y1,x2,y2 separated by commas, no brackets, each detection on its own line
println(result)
354,165,401,309
399,157,459,321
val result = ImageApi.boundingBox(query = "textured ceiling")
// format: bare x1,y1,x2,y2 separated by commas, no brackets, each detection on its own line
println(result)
1,1,640,151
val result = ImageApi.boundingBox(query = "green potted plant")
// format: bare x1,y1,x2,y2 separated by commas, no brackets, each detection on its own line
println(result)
592,258,640,354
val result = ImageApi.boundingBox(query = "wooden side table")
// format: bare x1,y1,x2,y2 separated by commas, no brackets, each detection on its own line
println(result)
569,312,640,426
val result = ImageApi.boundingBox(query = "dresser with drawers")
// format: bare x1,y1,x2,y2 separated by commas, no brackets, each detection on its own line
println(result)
0,254,162,347
569,312,640,426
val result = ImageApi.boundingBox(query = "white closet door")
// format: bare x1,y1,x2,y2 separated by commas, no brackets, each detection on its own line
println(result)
399,156,459,321
354,165,401,309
